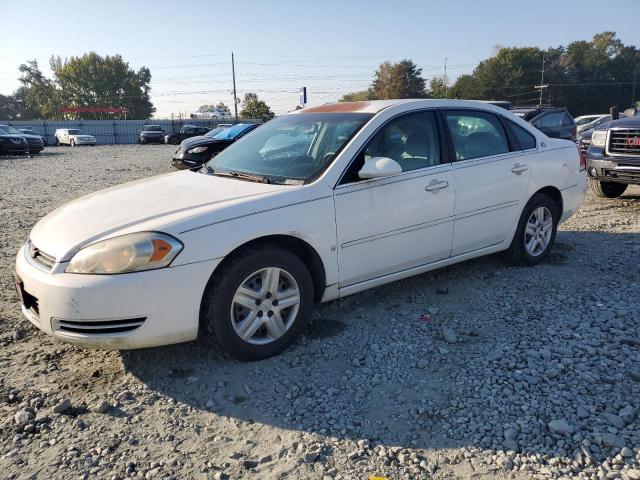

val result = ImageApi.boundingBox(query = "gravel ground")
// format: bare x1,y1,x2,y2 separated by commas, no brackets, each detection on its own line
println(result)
1,145,639,480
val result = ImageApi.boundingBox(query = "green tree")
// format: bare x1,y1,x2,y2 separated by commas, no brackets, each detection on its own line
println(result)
338,90,374,102
428,77,447,98
0,87,39,119
240,93,274,121
17,53,154,119
371,59,427,99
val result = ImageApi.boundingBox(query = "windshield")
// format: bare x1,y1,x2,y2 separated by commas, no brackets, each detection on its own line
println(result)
0,125,22,134
212,123,255,140
575,117,597,126
68,129,81,134
143,125,162,131
207,112,372,182
204,127,226,138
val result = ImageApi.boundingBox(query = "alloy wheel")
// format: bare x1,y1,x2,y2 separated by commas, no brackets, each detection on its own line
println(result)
524,206,553,256
230,267,300,345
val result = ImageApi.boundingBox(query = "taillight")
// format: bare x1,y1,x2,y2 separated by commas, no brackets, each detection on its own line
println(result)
578,143,586,171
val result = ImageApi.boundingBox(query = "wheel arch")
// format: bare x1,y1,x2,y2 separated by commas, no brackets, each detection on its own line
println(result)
532,185,563,215
208,234,327,303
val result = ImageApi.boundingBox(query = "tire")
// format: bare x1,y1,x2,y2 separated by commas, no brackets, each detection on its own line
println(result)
54,137,59,146
589,179,627,199
508,193,559,266
70,139,75,147
200,245,314,361
170,137,179,145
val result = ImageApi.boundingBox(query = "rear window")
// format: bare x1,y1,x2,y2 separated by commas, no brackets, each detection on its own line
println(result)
508,121,537,150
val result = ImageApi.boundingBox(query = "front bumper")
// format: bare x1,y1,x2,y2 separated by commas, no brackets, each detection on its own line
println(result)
171,149,210,169
15,244,220,349
587,148,640,185
140,135,164,143
72,137,96,145
1,143,29,154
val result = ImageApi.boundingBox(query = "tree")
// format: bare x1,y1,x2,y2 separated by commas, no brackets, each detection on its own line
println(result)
371,59,427,99
17,53,154,119
338,90,374,102
240,93,274,121
428,77,447,98
0,87,39,120
198,102,231,115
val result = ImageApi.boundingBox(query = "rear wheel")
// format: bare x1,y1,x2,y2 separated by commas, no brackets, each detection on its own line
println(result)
70,139,76,147
54,137,59,146
508,193,559,266
200,246,313,361
589,179,627,198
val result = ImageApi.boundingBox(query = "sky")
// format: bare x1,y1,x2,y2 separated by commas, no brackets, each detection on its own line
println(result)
1,0,638,117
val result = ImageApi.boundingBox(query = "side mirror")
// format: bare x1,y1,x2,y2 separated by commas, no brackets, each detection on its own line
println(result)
358,157,402,179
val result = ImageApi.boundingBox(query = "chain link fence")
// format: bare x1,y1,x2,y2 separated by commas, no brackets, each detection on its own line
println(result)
0,118,262,145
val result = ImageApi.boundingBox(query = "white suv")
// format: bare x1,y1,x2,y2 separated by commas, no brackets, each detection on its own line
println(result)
54,128,97,146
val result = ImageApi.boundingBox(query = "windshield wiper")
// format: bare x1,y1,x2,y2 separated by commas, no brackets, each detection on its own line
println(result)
213,169,271,184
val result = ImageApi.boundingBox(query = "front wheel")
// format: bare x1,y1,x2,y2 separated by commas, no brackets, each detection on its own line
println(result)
589,179,627,199
508,193,559,266
200,246,313,361
54,138,59,146
170,137,179,145
70,139,75,147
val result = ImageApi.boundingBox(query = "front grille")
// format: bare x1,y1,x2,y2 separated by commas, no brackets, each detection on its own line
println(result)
54,317,146,335
27,240,56,271
603,168,640,183
27,138,42,146
607,129,640,157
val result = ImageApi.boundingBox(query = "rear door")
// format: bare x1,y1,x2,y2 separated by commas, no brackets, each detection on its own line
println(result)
443,109,532,256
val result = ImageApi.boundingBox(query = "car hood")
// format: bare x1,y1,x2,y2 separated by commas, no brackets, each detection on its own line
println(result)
606,115,640,128
0,134,26,141
181,136,231,150
20,133,42,140
29,171,292,261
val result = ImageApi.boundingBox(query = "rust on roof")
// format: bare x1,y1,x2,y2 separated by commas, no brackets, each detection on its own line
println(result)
303,101,371,113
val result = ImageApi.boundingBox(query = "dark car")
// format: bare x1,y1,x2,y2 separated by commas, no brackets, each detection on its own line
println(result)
0,124,44,153
139,124,165,144
511,106,577,141
19,127,47,146
586,114,640,198
0,126,29,155
164,124,211,145
172,123,260,170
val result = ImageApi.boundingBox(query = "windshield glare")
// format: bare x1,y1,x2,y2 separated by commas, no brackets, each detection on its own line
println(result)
212,123,254,140
208,112,372,182
205,127,225,138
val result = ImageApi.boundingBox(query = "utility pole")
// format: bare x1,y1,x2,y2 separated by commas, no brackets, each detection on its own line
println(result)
444,58,448,98
536,53,547,107
632,68,637,108
231,52,238,123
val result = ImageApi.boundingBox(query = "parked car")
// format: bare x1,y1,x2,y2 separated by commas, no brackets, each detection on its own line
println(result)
54,128,97,146
172,123,260,170
139,125,165,144
0,124,44,153
512,106,577,141
575,114,610,133
586,114,640,198
164,124,210,145
18,127,47,146
0,126,28,155
14,99,585,360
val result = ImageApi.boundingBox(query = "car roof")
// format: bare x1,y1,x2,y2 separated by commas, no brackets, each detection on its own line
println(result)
299,98,526,115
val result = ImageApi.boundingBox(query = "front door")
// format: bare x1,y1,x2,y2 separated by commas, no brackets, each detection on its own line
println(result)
334,110,455,288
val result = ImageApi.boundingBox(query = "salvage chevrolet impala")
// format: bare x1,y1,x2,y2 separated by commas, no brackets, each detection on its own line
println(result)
15,100,586,360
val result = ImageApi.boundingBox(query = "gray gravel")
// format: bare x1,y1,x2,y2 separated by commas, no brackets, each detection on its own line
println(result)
1,145,639,479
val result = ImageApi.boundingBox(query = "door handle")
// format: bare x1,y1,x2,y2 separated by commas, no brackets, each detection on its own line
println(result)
425,179,449,192
511,163,529,174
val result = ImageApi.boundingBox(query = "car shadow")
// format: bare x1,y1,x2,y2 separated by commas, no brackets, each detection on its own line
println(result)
120,229,639,458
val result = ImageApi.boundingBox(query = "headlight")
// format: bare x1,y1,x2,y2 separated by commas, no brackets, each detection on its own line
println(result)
66,232,183,274
591,130,607,147
188,146,208,154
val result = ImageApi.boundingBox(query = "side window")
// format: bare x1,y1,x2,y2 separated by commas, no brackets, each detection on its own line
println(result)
444,110,509,160
534,112,563,129
507,121,537,150
340,110,441,184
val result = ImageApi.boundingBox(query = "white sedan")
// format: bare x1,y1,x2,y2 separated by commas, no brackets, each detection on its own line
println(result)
15,100,586,360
